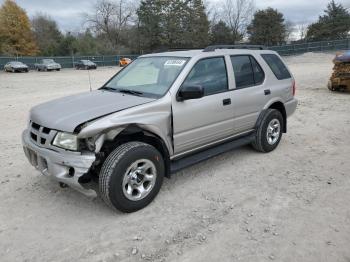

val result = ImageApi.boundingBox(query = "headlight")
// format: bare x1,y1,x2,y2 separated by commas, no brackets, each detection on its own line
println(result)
53,132,78,150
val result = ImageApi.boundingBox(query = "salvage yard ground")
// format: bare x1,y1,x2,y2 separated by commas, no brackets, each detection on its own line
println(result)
0,53,349,262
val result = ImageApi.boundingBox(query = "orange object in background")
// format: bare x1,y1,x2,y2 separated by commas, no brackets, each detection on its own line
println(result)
119,57,132,67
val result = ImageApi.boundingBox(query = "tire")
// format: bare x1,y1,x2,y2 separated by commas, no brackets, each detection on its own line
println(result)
252,109,283,153
99,141,164,213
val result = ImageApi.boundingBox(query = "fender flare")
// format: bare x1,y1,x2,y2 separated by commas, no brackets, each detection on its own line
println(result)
256,103,287,133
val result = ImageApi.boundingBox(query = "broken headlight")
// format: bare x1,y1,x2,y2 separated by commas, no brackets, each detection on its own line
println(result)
53,132,78,151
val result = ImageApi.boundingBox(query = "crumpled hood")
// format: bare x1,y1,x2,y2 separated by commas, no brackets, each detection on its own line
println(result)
30,90,155,132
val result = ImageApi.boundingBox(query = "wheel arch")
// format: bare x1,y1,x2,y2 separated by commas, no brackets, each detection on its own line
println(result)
259,100,287,133
100,125,172,178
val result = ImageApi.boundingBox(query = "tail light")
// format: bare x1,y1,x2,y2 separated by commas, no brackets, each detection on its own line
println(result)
292,79,296,96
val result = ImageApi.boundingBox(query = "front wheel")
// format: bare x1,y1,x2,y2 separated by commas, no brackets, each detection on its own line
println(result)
252,109,283,153
99,142,164,213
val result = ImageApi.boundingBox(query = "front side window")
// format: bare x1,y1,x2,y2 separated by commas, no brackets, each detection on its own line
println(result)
261,54,291,80
104,56,189,97
182,57,228,96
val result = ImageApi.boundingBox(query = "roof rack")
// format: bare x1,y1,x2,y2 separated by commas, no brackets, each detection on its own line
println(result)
203,45,266,52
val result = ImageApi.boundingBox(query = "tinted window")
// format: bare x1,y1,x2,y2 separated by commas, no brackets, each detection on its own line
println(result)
230,56,255,88
250,56,264,85
183,57,228,96
261,54,291,80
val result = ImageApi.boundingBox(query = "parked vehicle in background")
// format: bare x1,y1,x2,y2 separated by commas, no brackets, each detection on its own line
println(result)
75,60,97,70
22,45,297,213
4,61,29,72
119,57,132,67
34,59,61,71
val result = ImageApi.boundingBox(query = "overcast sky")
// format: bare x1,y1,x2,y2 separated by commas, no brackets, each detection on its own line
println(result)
1,0,349,32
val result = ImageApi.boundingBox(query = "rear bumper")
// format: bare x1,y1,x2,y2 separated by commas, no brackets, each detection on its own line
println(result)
22,129,97,197
285,98,298,117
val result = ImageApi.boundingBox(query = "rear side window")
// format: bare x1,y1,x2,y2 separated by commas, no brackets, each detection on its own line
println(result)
261,54,291,80
183,57,228,96
230,55,265,89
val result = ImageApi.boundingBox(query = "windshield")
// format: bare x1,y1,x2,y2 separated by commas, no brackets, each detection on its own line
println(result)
103,56,189,97
43,59,54,64
10,62,23,66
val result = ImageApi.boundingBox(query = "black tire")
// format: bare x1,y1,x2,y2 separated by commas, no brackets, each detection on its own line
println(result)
99,141,164,213
252,109,283,153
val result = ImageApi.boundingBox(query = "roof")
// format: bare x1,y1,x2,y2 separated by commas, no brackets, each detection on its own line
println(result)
140,48,276,59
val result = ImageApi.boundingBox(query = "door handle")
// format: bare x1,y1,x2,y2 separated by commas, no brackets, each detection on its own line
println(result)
264,89,271,95
223,98,231,106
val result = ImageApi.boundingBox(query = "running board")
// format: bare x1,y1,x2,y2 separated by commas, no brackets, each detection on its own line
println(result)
170,133,255,174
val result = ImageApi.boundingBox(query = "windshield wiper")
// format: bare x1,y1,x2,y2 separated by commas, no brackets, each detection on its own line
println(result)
117,88,144,96
100,86,117,91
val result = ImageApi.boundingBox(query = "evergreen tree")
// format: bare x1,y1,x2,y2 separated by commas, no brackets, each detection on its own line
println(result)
0,0,38,55
306,0,350,41
31,14,63,56
247,8,287,46
137,0,209,51
210,20,233,45
186,0,210,48
137,0,163,51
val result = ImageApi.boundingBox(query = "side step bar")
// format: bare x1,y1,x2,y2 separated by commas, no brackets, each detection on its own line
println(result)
170,133,255,174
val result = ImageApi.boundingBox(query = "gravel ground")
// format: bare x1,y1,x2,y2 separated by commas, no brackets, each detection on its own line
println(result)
0,53,349,262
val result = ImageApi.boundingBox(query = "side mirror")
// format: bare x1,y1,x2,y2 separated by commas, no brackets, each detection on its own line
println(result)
177,85,204,101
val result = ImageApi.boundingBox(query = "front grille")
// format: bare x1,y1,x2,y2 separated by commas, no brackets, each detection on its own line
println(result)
29,122,57,148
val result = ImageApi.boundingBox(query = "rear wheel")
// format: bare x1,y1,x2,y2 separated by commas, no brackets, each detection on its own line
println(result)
99,142,164,213
252,109,283,153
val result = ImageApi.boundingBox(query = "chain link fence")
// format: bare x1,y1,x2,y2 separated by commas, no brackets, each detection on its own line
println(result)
270,38,350,56
0,55,139,69
1,38,350,68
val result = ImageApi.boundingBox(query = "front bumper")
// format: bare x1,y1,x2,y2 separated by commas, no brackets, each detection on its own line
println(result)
22,129,97,197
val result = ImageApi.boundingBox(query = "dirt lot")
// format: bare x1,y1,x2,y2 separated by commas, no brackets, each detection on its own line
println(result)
0,53,349,262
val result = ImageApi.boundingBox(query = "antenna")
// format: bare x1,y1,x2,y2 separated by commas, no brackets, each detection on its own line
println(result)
87,69,92,92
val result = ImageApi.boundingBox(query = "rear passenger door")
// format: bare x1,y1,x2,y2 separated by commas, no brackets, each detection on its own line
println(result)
230,55,268,133
172,56,235,154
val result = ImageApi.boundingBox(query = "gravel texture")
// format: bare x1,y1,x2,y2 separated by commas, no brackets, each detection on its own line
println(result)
0,53,349,262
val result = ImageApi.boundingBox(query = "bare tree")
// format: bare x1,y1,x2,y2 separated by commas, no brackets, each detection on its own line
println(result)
222,0,255,42
86,0,135,48
297,22,309,41
205,0,220,26
284,20,294,42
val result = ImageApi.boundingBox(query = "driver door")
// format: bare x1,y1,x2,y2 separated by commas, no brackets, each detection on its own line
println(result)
172,56,235,155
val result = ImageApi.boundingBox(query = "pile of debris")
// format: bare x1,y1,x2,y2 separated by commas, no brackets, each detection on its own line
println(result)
328,51,350,92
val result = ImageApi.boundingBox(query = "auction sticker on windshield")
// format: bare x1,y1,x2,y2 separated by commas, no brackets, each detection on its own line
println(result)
164,60,186,66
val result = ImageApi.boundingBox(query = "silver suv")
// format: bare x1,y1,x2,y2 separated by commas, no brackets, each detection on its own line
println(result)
22,45,297,212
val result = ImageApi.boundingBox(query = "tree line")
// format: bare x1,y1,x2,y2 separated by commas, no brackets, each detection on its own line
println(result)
0,0,349,56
